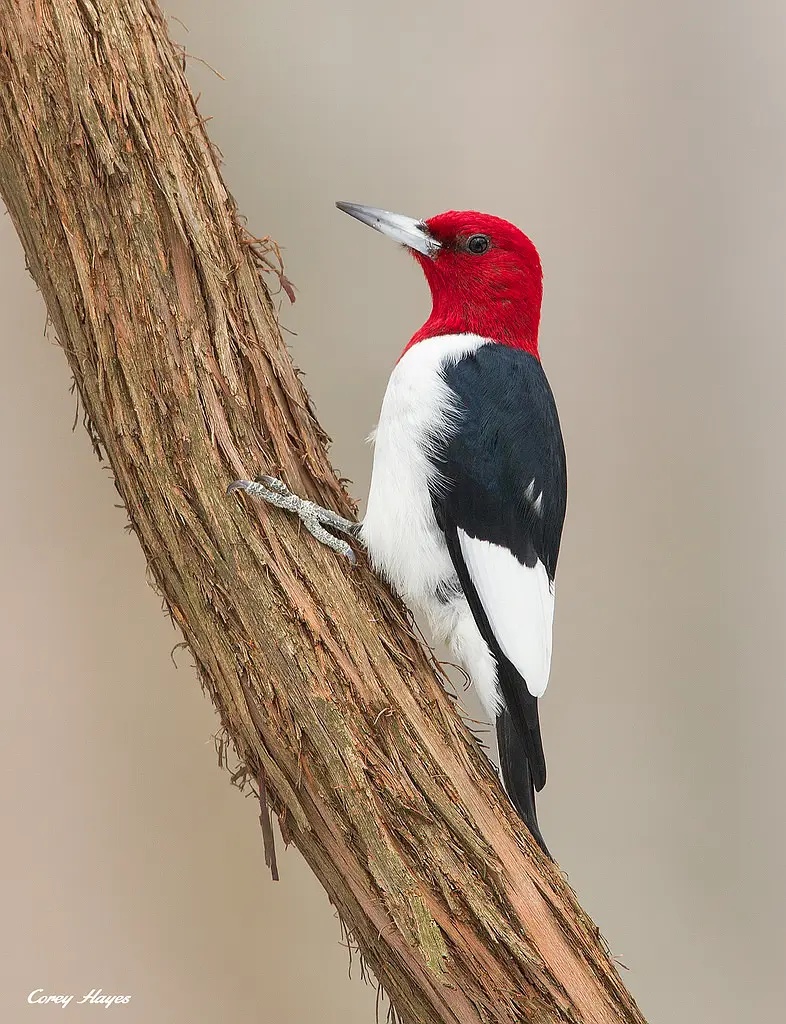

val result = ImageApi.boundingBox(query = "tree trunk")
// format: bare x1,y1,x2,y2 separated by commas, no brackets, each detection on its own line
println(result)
0,4,647,1023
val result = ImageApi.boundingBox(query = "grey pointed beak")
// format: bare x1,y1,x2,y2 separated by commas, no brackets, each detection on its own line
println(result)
336,202,440,256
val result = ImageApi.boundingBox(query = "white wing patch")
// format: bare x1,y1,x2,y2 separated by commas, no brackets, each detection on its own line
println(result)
457,530,555,698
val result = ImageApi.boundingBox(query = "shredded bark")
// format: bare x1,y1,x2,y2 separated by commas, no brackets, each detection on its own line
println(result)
256,765,280,882
0,4,648,1023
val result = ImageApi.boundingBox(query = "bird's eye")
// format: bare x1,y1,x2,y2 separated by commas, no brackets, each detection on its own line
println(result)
467,234,490,255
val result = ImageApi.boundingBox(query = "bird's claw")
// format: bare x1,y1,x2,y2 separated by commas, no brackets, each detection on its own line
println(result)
228,475,359,563
255,474,289,496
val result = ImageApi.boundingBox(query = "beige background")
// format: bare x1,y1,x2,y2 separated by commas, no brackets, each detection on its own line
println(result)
2,2,785,1021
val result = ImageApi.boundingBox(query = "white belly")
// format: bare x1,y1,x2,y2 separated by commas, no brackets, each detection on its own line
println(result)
360,334,502,717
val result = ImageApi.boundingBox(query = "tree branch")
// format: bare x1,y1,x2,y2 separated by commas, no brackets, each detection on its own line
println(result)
0,4,646,1023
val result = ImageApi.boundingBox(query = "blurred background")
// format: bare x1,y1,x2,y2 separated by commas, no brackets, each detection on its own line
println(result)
2,2,785,1021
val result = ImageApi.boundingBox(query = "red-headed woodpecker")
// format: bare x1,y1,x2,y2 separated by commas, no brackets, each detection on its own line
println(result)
230,203,567,855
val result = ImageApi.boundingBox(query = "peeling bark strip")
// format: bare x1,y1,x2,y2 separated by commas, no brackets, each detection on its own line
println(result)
0,4,647,1023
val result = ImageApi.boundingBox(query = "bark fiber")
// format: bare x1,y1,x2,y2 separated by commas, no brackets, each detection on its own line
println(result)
0,4,648,1023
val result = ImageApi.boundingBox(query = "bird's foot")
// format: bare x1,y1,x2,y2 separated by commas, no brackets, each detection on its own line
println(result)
228,475,360,563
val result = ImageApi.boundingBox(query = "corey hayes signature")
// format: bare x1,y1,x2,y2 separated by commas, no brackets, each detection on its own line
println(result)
28,989,131,1009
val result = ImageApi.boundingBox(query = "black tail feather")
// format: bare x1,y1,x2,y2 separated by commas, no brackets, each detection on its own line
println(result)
497,709,551,858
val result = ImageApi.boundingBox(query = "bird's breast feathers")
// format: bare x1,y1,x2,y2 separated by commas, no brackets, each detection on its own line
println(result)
361,334,564,700
360,334,486,607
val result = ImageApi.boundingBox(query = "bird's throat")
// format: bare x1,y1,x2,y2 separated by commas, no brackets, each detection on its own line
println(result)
405,300,540,358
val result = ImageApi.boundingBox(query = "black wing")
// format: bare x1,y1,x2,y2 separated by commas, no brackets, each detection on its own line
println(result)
432,345,566,831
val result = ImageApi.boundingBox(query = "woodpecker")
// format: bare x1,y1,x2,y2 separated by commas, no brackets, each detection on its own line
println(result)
230,203,567,854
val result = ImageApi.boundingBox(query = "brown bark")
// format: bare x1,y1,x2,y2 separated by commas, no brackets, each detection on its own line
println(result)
0,4,647,1023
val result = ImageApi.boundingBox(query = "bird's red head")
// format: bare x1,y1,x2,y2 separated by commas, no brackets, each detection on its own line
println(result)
410,210,543,355
336,203,543,358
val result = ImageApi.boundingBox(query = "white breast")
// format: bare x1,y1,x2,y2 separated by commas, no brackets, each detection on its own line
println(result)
360,335,503,720
360,335,488,607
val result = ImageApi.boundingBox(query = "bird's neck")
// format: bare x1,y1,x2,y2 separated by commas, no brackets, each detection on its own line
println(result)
405,297,540,357
403,263,541,358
